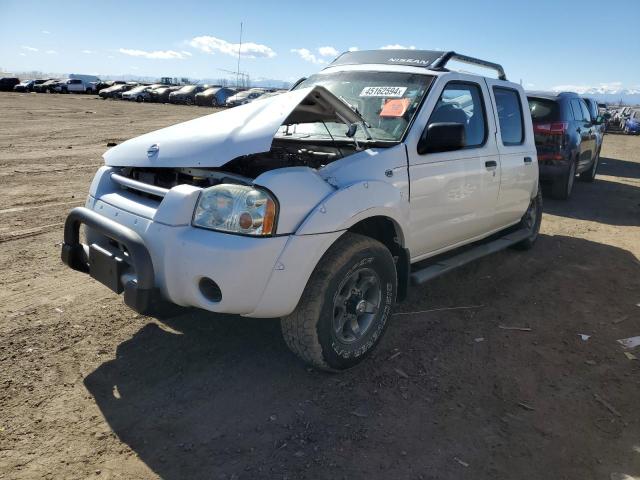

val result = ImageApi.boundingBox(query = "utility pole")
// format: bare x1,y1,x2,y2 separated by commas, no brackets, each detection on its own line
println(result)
236,22,243,89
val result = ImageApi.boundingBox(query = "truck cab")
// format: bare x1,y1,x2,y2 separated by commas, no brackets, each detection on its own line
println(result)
61,50,540,370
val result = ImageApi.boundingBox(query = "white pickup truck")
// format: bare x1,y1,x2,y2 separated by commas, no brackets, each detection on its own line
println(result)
53,78,95,94
61,50,540,370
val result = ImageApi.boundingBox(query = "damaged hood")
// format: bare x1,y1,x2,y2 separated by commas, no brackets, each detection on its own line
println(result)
103,86,363,168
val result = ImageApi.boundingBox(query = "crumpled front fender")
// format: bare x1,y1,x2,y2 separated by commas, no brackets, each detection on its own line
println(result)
295,179,409,245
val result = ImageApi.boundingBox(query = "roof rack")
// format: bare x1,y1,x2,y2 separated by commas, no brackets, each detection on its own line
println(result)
328,49,507,81
432,52,507,81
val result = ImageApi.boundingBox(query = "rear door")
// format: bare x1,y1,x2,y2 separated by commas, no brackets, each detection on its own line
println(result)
485,80,537,226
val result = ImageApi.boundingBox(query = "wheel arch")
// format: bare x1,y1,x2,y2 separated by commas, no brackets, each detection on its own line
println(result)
347,215,410,302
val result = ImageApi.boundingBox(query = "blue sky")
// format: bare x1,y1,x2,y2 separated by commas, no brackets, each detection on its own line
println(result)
1,0,638,92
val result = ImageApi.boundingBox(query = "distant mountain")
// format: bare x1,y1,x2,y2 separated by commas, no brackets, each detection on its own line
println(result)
549,85,640,106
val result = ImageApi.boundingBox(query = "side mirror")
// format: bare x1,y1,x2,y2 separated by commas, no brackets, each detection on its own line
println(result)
595,115,604,124
417,122,466,155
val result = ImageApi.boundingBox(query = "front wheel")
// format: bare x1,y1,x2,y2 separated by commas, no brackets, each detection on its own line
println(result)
513,185,542,250
281,233,397,371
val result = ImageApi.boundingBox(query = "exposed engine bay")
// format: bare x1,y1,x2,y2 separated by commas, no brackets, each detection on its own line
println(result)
119,139,358,190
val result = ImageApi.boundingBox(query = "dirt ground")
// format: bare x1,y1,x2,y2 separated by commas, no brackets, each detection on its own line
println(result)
1,92,639,480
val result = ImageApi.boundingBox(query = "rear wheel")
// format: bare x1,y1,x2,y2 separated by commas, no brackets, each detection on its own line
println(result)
211,98,219,107
186,97,194,105
513,185,542,250
551,158,576,200
281,233,397,371
579,149,599,182
136,96,143,103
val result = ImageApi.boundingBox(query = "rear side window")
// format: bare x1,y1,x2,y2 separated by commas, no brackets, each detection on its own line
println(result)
493,87,524,145
428,82,487,147
528,98,559,122
570,99,585,121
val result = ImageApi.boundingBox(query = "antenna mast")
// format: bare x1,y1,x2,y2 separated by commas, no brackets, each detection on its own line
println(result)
236,22,243,89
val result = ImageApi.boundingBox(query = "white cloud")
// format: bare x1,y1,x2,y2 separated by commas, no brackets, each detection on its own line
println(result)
45,50,58,54
42,30,50,34
291,48,326,64
380,44,416,50
82,49,93,54
119,48,188,59
22,45,38,52
525,83,535,88
19,53,26,56
318,46,339,57
348,46,359,52
189,35,276,59
180,50,192,57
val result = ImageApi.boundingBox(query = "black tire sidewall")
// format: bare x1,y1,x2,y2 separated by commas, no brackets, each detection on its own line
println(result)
316,245,397,370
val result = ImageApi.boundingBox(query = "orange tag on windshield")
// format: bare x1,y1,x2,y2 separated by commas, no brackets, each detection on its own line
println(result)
380,98,410,117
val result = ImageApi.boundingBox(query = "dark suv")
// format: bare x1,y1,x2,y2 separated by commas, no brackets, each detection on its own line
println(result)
527,91,602,199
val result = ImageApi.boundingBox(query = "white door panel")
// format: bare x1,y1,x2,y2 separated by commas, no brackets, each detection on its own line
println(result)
408,154,499,255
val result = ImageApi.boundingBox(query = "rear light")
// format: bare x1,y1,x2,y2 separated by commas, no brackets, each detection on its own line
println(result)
533,122,568,135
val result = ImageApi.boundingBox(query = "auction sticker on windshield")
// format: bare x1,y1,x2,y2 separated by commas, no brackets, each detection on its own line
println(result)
359,86,407,97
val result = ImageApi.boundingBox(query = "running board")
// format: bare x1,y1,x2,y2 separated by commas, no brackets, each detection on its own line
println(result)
410,228,530,285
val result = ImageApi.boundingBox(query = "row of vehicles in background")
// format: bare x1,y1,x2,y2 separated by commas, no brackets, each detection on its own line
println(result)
606,106,640,135
1,75,285,108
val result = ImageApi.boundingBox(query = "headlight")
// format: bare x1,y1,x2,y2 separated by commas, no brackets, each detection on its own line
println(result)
192,184,277,236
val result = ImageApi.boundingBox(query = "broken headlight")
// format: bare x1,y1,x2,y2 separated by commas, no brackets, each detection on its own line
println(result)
192,184,277,236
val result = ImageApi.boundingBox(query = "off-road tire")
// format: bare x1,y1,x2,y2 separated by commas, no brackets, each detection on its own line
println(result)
281,233,397,371
579,148,599,182
513,184,542,250
551,158,576,200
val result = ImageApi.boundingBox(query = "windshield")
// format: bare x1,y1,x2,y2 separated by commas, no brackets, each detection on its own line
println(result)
130,86,147,93
281,70,433,142
179,85,196,93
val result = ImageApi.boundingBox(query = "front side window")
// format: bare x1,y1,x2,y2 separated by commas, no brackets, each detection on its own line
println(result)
427,82,487,147
289,71,434,142
493,87,524,145
579,100,592,122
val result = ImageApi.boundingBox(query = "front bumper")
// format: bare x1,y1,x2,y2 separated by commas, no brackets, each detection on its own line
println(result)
61,170,342,317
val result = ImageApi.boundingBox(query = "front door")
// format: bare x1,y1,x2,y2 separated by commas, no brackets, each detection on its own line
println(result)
406,77,501,260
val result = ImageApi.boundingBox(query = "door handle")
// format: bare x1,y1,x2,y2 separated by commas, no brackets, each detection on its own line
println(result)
485,160,497,169
524,157,532,164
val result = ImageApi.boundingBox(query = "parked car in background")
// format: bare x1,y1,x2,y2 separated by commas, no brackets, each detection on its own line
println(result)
168,84,207,105
225,88,266,107
99,83,134,99
148,85,179,103
613,107,632,129
33,79,60,93
0,77,20,91
255,90,287,101
60,49,542,370
195,87,236,107
623,109,640,135
527,91,600,199
13,79,36,92
93,80,126,92
121,84,161,102
52,78,95,94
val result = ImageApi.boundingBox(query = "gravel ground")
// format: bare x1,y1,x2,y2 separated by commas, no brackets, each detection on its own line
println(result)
1,92,639,480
